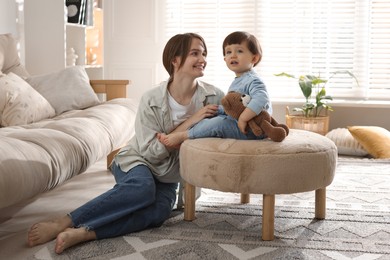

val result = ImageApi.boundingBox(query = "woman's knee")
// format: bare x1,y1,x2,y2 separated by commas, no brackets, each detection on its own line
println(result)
153,183,178,224
149,200,175,227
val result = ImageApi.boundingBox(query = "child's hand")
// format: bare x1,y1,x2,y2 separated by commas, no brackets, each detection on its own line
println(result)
238,118,248,134
238,108,256,134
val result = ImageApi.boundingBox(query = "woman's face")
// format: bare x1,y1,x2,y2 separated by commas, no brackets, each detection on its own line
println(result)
175,38,207,79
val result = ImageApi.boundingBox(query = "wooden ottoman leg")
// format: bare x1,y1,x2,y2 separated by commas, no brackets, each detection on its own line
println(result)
184,182,196,221
241,193,250,204
315,188,326,219
262,194,275,241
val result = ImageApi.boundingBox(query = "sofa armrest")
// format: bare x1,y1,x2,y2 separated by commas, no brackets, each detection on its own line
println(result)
90,80,130,100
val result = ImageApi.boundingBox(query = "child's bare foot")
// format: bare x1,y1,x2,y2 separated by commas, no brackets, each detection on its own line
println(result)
158,132,188,148
27,216,72,247
55,227,96,254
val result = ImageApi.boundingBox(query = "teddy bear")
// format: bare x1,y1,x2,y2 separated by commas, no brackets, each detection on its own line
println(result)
221,91,289,142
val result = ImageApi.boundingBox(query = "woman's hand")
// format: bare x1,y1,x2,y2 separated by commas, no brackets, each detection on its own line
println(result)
190,104,219,124
168,104,220,134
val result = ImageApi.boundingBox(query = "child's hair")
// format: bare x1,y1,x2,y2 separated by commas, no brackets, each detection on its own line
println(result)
222,31,262,66
163,33,207,77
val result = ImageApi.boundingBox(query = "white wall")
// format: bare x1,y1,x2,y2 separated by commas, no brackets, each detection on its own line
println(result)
0,0,17,36
103,0,168,102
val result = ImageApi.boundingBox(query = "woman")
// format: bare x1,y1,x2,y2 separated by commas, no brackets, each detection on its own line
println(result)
27,33,225,254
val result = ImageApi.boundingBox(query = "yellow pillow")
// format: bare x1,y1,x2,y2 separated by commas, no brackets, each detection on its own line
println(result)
348,126,390,159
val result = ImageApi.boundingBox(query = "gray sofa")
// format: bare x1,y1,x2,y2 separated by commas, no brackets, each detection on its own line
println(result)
0,34,137,209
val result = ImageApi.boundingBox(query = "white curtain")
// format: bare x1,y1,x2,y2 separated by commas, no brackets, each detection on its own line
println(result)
163,0,390,101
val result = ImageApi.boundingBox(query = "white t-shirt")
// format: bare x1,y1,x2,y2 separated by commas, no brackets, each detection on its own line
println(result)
168,89,198,127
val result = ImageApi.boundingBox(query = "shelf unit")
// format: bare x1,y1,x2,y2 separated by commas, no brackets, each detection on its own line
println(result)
23,0,103,79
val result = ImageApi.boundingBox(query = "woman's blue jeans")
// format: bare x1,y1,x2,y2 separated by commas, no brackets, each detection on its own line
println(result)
69,164,178,239
188,114,265,140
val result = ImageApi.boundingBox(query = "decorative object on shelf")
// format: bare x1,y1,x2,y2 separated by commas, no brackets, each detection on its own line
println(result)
84,0,95,26
275,71,359,135
86,28,99,65
66,0,85,24
87,48,97,65
66,47,78,66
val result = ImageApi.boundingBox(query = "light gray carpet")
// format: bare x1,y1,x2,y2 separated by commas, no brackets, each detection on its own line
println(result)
29,157,390,259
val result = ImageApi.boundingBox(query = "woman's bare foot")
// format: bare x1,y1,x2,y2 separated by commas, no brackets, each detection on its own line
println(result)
158,132,188,148
55,227,96,254
27,216,72,247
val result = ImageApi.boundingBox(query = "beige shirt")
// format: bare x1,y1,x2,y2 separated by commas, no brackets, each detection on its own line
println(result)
114,79,225,183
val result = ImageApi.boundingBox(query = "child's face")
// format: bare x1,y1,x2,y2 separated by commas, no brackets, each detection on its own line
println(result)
174,38,207,79
224,42,259,77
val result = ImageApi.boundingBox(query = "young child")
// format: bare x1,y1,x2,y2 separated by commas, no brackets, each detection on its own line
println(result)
158,31,272,147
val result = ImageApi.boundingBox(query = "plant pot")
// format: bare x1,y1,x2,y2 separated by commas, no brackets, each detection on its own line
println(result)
285,107,329,135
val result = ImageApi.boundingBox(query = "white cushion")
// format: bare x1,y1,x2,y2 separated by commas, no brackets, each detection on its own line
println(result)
0,73,55,127
26,66,100,115
326,128,368,157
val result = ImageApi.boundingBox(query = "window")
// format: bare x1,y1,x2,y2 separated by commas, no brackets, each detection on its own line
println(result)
164,0,390,101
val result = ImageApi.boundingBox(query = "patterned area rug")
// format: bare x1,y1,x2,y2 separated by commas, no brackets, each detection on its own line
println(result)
30,157,390,260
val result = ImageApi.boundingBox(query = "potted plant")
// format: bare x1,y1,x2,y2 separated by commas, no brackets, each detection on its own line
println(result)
275,71,359,135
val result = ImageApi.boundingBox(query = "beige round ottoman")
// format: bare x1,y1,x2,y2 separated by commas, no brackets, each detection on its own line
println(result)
179,129,338,241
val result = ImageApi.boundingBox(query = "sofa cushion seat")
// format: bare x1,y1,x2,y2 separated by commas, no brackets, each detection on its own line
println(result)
0,98,137,209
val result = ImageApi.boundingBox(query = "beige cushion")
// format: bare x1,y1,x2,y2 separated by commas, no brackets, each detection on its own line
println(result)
326,128,368,157
0,34,30,77
348,126,390,159
0,73,55,127
26,66,100,115
180,129,337,195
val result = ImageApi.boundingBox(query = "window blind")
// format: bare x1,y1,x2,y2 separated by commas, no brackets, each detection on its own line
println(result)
164,0,390,101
